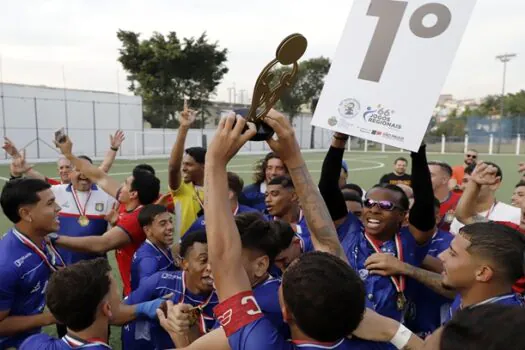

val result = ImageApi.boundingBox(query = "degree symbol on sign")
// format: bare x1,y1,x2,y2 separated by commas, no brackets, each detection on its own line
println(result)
358,0,452,83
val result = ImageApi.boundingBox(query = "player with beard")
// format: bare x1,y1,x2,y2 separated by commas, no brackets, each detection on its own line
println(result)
265,176,309,235
428,161,460,232
130,204,176,292
450,149,478,192
365,222,525,326
241,152,288,212
122,229,217,350
51,136,160,296
318,132,436,323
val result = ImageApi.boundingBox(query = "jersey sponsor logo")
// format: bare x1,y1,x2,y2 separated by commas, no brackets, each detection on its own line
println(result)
95,203,105,212
30,281,41,294
358,269,369,280
161,272,178,280
14,252,32,267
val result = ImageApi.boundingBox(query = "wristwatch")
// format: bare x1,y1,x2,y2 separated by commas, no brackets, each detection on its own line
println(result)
48,233,60,244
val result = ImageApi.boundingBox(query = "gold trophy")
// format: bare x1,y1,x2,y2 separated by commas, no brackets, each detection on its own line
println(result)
236,33,307,141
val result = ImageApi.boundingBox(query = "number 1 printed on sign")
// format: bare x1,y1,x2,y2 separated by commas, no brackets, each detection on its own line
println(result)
358,0,452,83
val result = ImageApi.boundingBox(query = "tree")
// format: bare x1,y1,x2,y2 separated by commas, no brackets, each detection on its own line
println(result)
273,57,331,123
117,30,228,128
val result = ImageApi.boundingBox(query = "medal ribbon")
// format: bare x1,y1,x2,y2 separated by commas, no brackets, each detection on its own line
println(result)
145,239,174,266
12,228,65,272
63,334,111,348
364,232,405,294
193,186,204,210
180,271,215,334
71,186,92,219
485,201,498,219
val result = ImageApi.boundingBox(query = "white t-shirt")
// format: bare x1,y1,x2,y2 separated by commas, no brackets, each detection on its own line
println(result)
450,201,521,234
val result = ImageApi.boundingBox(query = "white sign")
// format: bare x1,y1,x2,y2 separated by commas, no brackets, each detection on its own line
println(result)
312,0,477,152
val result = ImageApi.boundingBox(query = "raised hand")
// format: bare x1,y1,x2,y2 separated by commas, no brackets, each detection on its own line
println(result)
470,162,500,186
54,136,73,158
110,129,125,149
156,301,196,335
3,137,20,158
263,109,301,165
207,112,256,166
179,99,197,128
10,149,33,177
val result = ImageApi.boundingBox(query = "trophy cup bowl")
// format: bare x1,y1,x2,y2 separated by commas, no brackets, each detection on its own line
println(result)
240,33,308,141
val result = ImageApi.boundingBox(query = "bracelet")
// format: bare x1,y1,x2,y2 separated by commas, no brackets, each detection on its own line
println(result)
390,324,412,349
110,147,119,151
333,134,349,141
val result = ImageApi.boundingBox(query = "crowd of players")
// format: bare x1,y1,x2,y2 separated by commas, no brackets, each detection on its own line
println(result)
0,105,525,349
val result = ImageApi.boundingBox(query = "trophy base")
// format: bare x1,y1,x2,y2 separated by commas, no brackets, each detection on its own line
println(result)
234,108,275,141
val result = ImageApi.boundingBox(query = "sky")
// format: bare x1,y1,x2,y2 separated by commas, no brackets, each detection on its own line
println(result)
0,0,523,103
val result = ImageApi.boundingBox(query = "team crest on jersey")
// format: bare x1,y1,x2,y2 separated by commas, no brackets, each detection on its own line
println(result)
358,269,369,280
95,203,104,212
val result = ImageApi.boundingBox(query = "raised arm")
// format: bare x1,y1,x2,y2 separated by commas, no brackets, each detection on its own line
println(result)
408,144,436,245
168,101,196,191
264,111,347,263
204,113,256,301
98,129,125,173
55,136,122,198
318,133,349,226
454,162,499,225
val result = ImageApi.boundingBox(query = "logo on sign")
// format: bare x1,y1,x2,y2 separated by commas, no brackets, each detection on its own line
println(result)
338,98,361,119
363,105,401,130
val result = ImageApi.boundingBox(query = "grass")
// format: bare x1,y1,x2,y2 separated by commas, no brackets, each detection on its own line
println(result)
0,150,523,348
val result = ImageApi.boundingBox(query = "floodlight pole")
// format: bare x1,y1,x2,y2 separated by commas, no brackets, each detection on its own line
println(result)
495,53,517,153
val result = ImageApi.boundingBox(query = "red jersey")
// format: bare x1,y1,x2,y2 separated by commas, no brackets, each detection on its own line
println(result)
116,205,146,296
438,191,461,232
46,177,61,185
117,193,174,214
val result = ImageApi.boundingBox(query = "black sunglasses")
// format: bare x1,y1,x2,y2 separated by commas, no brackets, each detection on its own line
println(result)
466,154,477,159
363,198,402,211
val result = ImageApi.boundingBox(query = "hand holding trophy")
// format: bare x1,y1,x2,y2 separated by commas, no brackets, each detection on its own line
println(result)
237,33,307,141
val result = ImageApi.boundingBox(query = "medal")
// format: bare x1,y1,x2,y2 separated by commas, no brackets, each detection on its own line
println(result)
180,271,216,334
78,215,90,227
365,232,406,312
12,228,66,272
397,292,407,312
71,185,92,228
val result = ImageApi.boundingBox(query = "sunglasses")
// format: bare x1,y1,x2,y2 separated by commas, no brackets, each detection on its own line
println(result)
363,198,402,211
466,154,477,159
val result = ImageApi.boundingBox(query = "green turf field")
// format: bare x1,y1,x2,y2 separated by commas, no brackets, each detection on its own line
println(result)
0,150,523,348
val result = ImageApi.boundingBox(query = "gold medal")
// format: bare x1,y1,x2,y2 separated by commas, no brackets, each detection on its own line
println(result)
186,306,201,326
397,292,407,311
78,215,90,227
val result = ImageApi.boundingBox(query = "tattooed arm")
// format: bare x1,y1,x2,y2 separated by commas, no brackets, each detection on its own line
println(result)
366,253,455,299
264,111,347,263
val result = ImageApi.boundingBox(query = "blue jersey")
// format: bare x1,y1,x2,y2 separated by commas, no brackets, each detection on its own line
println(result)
214,291,383,350
122,270,218,350
52,184,116,265
240,183,267,213
405,230,453,337
0,228,64,348
130,240,175,291
265,213,310,238
445,293,525,323
337,213,430,321
20,334,111,349
185,205,258,234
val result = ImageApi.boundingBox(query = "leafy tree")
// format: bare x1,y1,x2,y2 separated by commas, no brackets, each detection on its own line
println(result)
273,57,331,123
117,30,228,128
